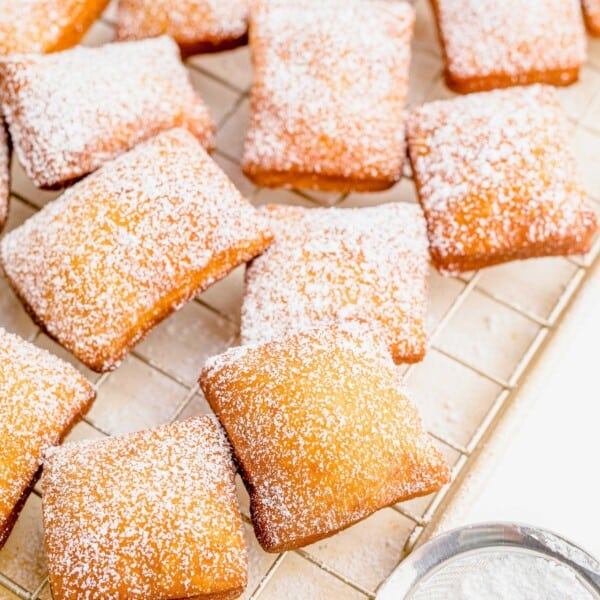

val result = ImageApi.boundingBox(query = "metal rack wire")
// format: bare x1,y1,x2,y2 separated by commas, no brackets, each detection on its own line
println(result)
1,1,599,598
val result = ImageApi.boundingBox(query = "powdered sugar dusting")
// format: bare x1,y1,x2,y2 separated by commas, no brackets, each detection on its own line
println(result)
0,122,8,229
0,327,94,543
241,203,430,364
0,36,215,188
433,0,586,82
117,0,248,53
0,128,273,372
200,325,450,552
0,0,108,55
242,0,414,189
42,416,248,599
407,85,598,273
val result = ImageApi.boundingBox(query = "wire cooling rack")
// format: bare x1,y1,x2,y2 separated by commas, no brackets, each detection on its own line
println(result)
1,1,600,598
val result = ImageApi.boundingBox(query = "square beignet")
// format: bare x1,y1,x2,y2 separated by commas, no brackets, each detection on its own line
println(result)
241,203,429,364
117,0,249,55
42,417,247,600
0,122,8,230
242,0,415,193
407,85,598,274
583,0,600,35
0,128,273,372
200,325,450,552
0,36,215,189
0,327,94,550
430,0,587,92
0,0,109,55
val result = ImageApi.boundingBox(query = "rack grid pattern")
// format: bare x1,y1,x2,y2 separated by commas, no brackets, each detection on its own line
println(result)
1,1,600,598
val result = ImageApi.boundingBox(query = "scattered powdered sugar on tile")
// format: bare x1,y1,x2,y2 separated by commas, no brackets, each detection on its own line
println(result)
117,0,248,50
0,0,108,55
200,325,450,551
241,202,430,363
0,36,215,188
42,416,248,599
0,327,94,540
0,128,273,371
0,122,8,228
407,85,598,273
433,0,587,80
242,0,414,185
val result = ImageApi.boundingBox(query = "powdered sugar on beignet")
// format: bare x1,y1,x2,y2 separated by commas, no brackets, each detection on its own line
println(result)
431,0,587,92
0,36,215,189
43,417,247,600
200,325,450,553
0,0,109,55
0,328,94,549
407,85,598,274
117,0,249,54
241,203,429,363
242,0,414,192
1,129,273,372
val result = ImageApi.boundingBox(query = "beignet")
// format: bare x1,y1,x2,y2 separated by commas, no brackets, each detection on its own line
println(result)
117,0,249,55
0,128,273,372
407,85,598,274
241,203,430,364
42,417,247,600
583,0,600,35
0,0,109,55
242,0,414,192
200,325,450,553
430,0,587,92
0,36,214,189
0,122,8,230
0,327,94,550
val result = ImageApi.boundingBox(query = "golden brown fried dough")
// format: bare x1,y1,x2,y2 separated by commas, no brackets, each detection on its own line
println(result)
200,325,450,552
0,327,94,550
583,0,600,35
1,129,273,372
0,0,109,55
241,203,430,364
117,0,249,55
407,85,598,274
43,417,247,600
0,36,214,189
430,0,587,92
242,0,414,192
